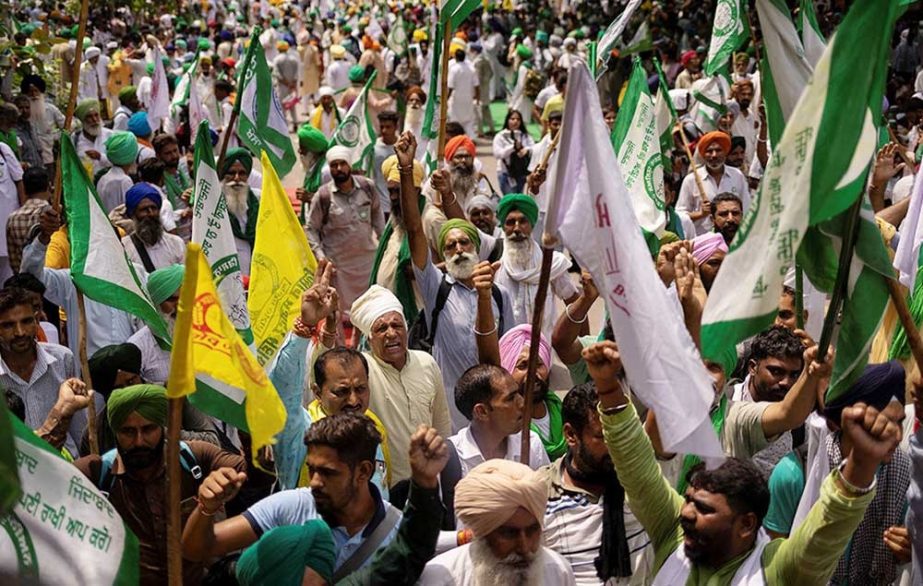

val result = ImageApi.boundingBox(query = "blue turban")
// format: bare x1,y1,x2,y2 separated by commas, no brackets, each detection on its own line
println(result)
125,183,162,217
128,111,152,138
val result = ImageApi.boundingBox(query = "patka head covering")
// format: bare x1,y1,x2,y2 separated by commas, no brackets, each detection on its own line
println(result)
125,182,162,217
438,218,481,255
692,232,728,266
105,131,139,166
444,135,476,161
146,264,185,306
298,124,329,153
325,145,352,165
89,344,142,398
350,285,405,337
497,193,538,227
455,459,548,538
499,324,551,375
222,147,254,176
381,155,423,187
107,384,167,429
236,520,336,585
697,131,731,156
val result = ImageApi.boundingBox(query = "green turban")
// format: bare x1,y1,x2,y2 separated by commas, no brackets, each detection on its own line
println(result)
74,99,100,122
222,147,254,176
512,27,523,36
297,124,329,153
497,193,538,227
536,31,549,43
147,264,185,306
105,131,139,166
175,39,188,50
236,520,336,585
118,85,137,104
438,219,481,255
516,44,533,60
145,62,155,75
197,38,211,51
348,65,366,83
107,384,167,430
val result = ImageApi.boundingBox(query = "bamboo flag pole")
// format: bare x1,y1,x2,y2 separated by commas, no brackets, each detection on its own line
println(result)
52,0,90,211
436,20,452,162
676,122,710,209
165,396,184,586
75,291,98,456
216,27,260,173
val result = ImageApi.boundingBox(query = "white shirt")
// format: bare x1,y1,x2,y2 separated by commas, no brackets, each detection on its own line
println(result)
128,326,170,384
447,59,478,122
0,143,24,257
731,109,760,167
449,425,550,479
676,165,750,233
96,166,134,213
418,544,577,585
121,231,186,272
74,128,114,176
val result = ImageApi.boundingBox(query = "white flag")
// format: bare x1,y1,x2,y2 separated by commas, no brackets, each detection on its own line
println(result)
895,170,923,289
596,0,644,75
148,47,171,132
546,62,722,459
188,74,208,145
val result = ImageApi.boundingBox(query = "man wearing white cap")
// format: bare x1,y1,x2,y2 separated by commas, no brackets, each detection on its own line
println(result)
306,146,385,312
309,86,345,139
419,459,576,584
78,46,106,105
348,285,452,484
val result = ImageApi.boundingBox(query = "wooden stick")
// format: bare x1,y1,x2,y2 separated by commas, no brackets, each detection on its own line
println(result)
75,290,97,456
52,0,90,211
886,278,923,370
214,108,240,175
216,27,260,173
436,21,452,162
520,247,554,465
675,122,710,208
794,265,805,330
537,124,563,172
816,198,863,361
165,396,184,586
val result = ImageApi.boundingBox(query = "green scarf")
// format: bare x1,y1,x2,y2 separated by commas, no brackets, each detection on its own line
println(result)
164,167,191,207
676,394,727,495
367,195,426,321
665,208,686,240
228,189,260,247
0,130,19,158
531,392,567,460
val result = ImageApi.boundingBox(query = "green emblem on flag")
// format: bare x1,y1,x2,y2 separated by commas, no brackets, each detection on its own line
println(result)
714,0,739,36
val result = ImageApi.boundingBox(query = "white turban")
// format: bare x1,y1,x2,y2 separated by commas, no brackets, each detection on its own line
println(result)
455,459,547,538
350,285,404,337
325,145,352,164
85,46,101,60
466,194,496,214
318,85,335,98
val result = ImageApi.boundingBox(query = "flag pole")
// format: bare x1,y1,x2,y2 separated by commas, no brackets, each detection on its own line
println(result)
436,20,452,161
816,198,863,361
217,27,260,173
165,395,184,586
675,122,710,208
75,291,98,456
520,246,554,466
52,0,90,211
794,265,805,330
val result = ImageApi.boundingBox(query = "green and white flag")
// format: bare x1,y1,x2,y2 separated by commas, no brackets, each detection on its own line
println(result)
236,30,297,178
190,120,254,345
596,0,643,77
420,21,444,173
0,414,139,584
329,71,378,175
705,0,749,76
689,76,728,133
62,135,171,344
702,0,898,402
388,14,408,55
800,0,826,66
0,401,19,515
654,57,678,170
610,58,666,235
440,0,481,30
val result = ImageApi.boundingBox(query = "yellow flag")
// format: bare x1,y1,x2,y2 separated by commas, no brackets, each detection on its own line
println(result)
167,243,286,460
248,152,317,365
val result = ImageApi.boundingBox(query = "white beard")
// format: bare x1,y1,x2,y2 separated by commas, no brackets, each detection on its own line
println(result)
470,539,543,586
29,96,48,129
503,237,534,270
83,123,101,138
223,181,249,221
405,104,423,133
445,251,478,281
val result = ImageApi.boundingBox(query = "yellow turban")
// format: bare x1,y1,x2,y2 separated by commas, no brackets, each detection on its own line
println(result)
380,155,424,187
454,459,547,538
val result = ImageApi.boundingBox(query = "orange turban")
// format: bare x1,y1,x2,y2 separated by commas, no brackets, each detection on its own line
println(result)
697,131,731,156
455,460,547,538
445,135,476,161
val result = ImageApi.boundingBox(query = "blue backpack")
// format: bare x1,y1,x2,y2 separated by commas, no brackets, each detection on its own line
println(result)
98,441,203,495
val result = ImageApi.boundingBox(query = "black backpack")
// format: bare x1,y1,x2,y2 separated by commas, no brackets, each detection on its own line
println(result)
408,276,505,352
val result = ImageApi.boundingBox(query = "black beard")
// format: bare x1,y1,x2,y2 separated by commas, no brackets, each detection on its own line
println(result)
120,433,165,471
135,216,164,245
717,224,738,245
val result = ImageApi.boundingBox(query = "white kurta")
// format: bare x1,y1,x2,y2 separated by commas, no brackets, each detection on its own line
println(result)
0,143,23,258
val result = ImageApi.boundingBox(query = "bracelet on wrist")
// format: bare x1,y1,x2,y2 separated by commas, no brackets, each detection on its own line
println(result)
292,317,317,339
835,460,876,496
474,324,498,336
565,303,588,324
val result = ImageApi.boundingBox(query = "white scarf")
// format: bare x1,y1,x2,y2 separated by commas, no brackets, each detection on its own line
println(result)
652,528,770,586
501,240,570,324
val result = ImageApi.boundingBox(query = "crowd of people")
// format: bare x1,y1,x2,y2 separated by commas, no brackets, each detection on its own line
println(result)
0,0,922,585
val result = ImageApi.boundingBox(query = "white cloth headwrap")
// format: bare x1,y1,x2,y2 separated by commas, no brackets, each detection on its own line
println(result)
326,145,352,164
318,85,335,98
350,285,405,337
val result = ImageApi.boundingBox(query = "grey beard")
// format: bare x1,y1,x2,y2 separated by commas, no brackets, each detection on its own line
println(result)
504,237,534,269
83,123,101,138
450,171,477,198
446,251,478,280
135,216,164,246
29,96,47,127
470,539,542,586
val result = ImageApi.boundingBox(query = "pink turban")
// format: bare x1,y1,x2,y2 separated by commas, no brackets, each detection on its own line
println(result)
455,459,547,537
499,324,551,375
692,232,728,266
444,135,476,162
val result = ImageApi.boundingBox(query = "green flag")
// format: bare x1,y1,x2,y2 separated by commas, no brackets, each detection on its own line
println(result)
705,0,749,76
1,413,139,584
190,120,253,345
702,0,898,403
0,400,20,514
440,0,480,30
800,0,826,65
236,30,297,178
654,57,678,170
61,135,171,344
329,72,378,175
610,58,666,235
421,21,444,173
388,14,408,55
